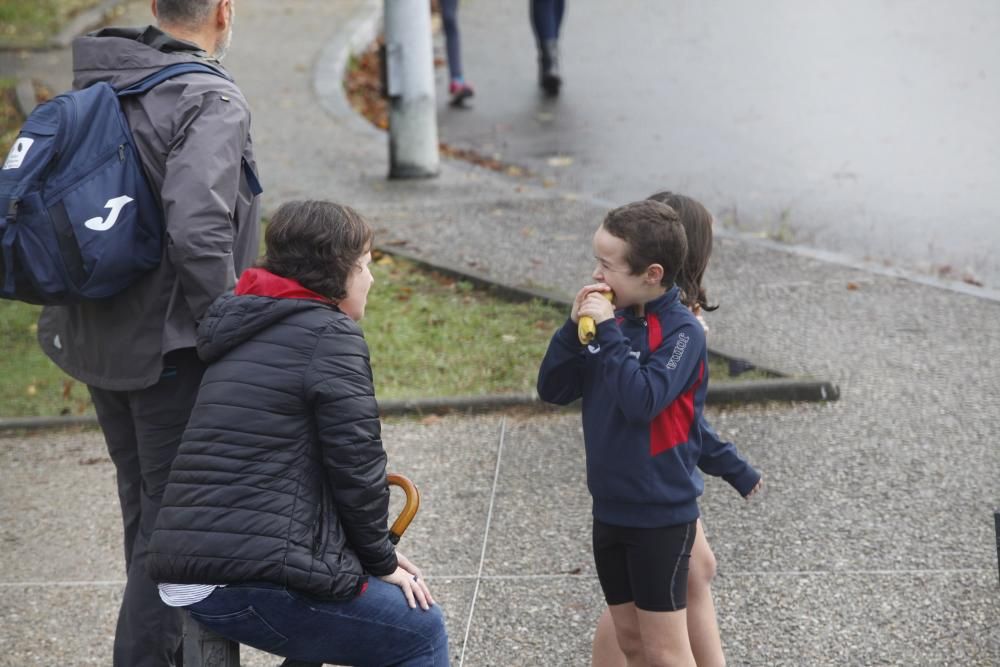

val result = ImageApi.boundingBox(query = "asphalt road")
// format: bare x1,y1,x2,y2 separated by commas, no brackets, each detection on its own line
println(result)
438,0,1000,289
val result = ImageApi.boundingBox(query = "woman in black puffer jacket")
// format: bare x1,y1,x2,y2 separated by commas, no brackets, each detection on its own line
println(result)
148,201,447,667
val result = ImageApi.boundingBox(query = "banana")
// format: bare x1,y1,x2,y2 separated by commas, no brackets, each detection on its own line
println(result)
578,290,615,344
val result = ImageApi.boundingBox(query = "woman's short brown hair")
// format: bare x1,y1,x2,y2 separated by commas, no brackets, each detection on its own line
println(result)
260,200,373,300
602,200,687,288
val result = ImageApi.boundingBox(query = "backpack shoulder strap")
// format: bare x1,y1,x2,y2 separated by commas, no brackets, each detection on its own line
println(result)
116,62,232,98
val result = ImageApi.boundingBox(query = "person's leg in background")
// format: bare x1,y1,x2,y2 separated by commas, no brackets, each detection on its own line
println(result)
440,0,474,105
529,0,565,95
684,520,726,666
90,349,206,667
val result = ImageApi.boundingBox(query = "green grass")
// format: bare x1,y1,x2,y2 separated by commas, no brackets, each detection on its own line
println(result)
0,78,20,152
0,256,571,417
0,0,105,47
0,254,771,418
365,254,565,400
0,301,93,417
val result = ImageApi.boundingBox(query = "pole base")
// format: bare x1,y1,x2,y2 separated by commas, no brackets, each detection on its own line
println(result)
388,164,439,179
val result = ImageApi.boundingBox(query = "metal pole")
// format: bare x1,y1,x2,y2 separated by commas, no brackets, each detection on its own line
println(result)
384,0,439,178
995,510,999,587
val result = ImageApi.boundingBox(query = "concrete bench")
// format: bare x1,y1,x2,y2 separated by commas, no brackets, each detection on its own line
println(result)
183,615,240,667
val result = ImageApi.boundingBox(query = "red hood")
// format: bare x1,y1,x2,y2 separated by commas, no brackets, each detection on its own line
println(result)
234,268,331,303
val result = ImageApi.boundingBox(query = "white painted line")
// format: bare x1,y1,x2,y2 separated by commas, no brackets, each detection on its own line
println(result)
0,568,990,590
0,580,125,588
458,416,506,667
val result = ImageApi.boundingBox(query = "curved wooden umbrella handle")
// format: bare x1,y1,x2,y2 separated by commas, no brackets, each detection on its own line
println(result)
387,473,420,545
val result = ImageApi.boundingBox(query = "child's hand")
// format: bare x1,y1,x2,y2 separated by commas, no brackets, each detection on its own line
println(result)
579,290,616,324
745,478,763,500
571,284,612,323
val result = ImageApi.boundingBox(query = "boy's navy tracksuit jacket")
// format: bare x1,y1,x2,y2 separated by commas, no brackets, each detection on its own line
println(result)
537,287,760,529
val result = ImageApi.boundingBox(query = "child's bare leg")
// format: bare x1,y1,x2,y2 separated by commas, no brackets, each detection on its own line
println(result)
607,603,649,667
687,519,725,666
591,607,621,666
636,607,697,667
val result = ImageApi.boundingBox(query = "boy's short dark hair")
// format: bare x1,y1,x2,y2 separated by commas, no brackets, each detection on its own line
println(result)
261,200,372,300
602,200,687,287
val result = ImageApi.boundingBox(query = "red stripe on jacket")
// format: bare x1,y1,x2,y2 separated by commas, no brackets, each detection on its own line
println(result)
647,313,703,457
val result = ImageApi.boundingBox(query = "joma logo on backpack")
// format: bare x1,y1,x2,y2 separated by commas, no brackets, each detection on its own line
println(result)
84,195,134,231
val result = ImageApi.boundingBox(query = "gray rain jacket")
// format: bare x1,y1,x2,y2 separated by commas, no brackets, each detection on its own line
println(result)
37,26,261,390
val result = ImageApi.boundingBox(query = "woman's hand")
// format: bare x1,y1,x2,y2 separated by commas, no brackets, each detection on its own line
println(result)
395,552,422,579
571,284,612,323
380,561,435,610
745,478,763,500
396,552,435,607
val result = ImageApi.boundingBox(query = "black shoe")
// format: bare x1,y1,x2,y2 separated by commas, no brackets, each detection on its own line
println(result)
538,39,561,96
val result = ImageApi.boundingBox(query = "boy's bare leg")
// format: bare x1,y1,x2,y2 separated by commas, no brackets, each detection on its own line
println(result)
636,607,697,667
592,520,723,667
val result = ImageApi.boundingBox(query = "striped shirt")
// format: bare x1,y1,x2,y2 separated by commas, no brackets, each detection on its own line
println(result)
158,583,220,607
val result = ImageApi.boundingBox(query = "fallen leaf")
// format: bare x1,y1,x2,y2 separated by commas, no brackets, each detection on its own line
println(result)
846,282,859,291
79,457,108,466
547,155,574,167
419,415,442,426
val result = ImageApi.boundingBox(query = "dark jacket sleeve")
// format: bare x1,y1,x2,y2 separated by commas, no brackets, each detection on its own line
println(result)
537,318,586,405
698,415,761,497
304,317,396,576
162,82,250,322
593,317,705,424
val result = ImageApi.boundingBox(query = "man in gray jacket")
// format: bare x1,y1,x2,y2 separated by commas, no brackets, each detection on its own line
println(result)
37,1,260,665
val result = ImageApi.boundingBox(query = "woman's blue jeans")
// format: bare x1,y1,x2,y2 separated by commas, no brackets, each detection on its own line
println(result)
185,580,448,666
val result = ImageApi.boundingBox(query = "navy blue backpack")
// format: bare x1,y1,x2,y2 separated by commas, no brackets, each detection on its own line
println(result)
0,62,231,305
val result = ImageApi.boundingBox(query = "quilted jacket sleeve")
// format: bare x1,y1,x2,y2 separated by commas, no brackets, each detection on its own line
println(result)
304,315,396,577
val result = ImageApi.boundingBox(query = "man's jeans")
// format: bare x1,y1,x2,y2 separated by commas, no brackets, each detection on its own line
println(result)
89,348,206,667
186,580,449,666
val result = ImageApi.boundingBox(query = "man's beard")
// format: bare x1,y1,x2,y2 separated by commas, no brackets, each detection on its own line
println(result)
213,25,233,61
213,4,234,61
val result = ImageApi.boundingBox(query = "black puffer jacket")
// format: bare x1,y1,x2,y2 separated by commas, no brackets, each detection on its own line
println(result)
147,277,396,599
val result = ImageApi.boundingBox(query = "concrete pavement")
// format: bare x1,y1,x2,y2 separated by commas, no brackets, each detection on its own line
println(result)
0,1,997,665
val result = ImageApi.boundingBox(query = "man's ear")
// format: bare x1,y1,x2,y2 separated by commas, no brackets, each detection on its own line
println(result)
150,0,157,19
646,263,664,285
216,0,232,28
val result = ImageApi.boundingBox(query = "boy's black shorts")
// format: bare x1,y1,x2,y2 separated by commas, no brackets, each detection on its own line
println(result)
593,518,697,612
